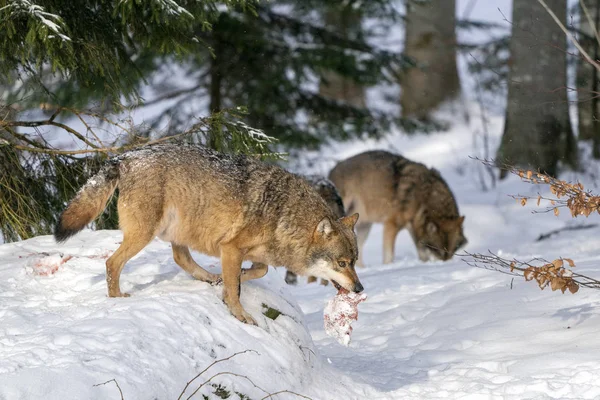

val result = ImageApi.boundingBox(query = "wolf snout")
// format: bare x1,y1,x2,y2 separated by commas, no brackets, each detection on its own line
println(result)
353,281,364,293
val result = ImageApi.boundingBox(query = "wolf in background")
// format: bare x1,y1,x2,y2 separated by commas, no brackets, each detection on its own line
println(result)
329,150,467,266
55,144,363,325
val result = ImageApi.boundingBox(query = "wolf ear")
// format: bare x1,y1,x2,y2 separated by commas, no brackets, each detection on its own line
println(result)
339,213,359,229
316,217,333,237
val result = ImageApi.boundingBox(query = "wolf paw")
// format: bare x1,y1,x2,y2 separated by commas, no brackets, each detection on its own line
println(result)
109,291,130,298
233,310,257,326
210,277,223,286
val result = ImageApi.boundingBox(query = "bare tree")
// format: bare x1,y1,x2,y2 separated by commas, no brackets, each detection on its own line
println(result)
497,0,577,177
400,0,460,119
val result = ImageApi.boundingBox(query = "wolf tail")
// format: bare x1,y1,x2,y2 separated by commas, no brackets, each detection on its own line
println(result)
54,160,120,243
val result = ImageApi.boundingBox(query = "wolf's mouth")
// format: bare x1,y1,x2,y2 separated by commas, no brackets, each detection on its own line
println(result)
331,280,342,290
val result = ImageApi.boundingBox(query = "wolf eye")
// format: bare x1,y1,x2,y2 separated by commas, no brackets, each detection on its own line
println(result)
338,261,347,268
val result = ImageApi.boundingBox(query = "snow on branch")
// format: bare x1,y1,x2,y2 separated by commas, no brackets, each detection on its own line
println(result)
1,0,71,41
118,0,193,19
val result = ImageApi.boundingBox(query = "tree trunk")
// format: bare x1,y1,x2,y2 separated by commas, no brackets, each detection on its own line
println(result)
318,8,366,108
208,29,223,151
400,0,460,119
497,0,577,177
577,0,600,159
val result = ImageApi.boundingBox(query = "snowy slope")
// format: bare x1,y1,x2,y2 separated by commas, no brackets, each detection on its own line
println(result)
4,105,600,399
0,232,377,400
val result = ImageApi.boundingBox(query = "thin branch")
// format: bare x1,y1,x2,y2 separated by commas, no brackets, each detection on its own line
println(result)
184,371,312,400
73,111,106,147
93,379,124,400
459,250,600,291
1,119,99,149
537,0,600,72
1,122,209,156
135,83,205,109
177,350,259,400
260,390,313,400
2,126,46,148
580,0,600,49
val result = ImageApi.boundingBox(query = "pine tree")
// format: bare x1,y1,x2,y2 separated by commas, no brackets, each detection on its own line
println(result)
112,1,429,149
0,0,274,242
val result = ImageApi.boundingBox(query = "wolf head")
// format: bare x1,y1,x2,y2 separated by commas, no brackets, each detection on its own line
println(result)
413,211,467,262
305,213,363,293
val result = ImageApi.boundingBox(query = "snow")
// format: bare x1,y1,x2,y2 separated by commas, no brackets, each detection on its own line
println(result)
5,101,600,398
5,1,600,399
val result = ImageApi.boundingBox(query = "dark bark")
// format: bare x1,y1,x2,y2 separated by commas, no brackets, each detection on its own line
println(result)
497,0,577,177
318,8,366,108
400,0,461,119
577,0,600,159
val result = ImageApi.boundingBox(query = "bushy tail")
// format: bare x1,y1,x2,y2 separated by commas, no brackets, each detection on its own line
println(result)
54,161,120,243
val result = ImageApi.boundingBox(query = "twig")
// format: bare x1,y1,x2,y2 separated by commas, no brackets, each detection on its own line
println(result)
472,157,600,216
134,83,205,109
580,0,600,50
184,370,313,400
1,124,205,156
93,379,125,400
179,349,313,400
459,250,600,291
537,0,600,72
260,390,313,400
1,118,99,149
177,350,258,400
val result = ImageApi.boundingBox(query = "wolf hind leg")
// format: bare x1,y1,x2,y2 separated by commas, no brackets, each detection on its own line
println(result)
241,262,268,283
106,232,154,297
383,221,402,264
172,243,221,284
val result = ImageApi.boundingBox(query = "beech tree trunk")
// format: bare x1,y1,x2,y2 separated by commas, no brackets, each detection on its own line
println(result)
497,0,577,177
400,0,460,119
318,8,366,108
577,0,600,159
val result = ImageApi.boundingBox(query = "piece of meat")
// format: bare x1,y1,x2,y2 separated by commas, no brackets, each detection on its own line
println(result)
323,288,367,346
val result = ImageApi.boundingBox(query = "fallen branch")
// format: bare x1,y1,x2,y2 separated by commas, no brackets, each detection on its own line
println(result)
178,349,313,400
93,379,125,400
536,223,598,242
177,350,259,400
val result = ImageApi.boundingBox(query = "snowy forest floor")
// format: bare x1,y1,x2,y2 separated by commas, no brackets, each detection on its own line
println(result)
3,105,600,399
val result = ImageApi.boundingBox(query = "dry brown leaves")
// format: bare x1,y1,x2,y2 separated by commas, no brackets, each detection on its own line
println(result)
460,251,600,294
518,258,579,294
514,169,600,217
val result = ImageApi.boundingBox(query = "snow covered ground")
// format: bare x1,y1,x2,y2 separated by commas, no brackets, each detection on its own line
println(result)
4,2,600,399
3,104,600,399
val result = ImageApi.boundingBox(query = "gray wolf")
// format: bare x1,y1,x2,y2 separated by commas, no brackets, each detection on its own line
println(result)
54,144,363,325
329,150,467,266
285,174,345,286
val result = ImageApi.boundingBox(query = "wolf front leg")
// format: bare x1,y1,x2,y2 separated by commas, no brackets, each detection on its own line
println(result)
220,244,257,325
